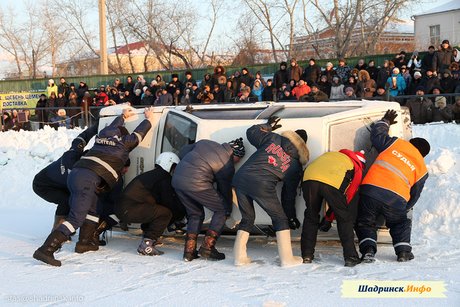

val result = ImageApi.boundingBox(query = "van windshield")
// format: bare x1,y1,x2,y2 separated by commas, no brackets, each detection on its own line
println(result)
161,113,197,154
190,108,267,119
271,106,359,118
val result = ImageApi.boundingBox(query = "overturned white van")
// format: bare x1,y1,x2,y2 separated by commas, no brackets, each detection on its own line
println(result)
98,101,410,230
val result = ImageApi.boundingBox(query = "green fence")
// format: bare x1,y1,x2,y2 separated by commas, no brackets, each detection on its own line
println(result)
0,52,423,93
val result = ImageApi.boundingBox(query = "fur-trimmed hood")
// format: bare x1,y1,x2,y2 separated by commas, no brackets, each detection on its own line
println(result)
281,130,310,166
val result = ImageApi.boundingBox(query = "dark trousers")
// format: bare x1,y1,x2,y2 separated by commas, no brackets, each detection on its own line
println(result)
32,169,70,216
236,186,289,233
301,180,358,259
115,199,172,240
57,168,101,236
176,188,227,235
355,194,412,255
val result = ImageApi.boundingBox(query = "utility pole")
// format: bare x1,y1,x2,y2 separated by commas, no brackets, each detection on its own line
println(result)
98,0,108,75
32,49,36,79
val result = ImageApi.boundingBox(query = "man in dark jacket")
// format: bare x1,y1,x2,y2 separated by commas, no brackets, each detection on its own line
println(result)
232,117,309,267
301,150,366,267
288,58,302,82
32,122,99,231
300,83,329,102
421,45,436,73
406,86,433,124
273,62,289,94
432,40,455,74
33,107,154,266
115,152,186,256
302,58,321,85
356,110,430,263
262,79,276,101
172,138,246,262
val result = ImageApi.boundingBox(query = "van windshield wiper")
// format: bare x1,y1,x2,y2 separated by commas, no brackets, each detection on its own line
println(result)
255,104,285,120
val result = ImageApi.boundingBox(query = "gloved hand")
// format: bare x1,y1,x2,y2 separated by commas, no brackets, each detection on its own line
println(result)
318,217,332,232
288,217,300,230
267,116,282,131
382,109,398,125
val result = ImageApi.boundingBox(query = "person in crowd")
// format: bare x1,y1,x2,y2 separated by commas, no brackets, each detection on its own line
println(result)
323,62,336,83
302,58,321,85
376,60,391,89
355,58,367,71
115,152,186,256
141,88,155,105
232,117,309,267
47,92,58,123
286,79,297,92
67,92,79,128
262,79,275,101
252,79,264,102
452,96,460,122
344,75,358,93
357,70,376,98
433,39,455,74
288,58,302,82
81,91,92,126
336,58,351,83
197,85,214,104
76,81,89,103
400,65,412,93
421,69,441,94
405,86,433,125
167,74,183,96
125,76,135,96
255,71,266,87
301,149,366,267
279,88,294,101
2,111,13,131
373,86,389,101
107,87,120,105
356,110,430,263
155,88,173,106
431,96,452,123
392,51,408,69
344,87,357,99
212,65,227,89
239,68,254,90
330,76,346,100
56,92,67,108
50,109,71,129
236,86,257,103
33,107,154,266
180,87,193,105
183,71,196,87
172,138,245,261
134,75,147,94
366,60,378,82
273,62,290,95
47,79,58,98
421,45,436,73
224,80,235,102
440,69,456,94
155,75,166,89
300,83,329,102
36,94,48,129
149,80,161,95
32,122,99,230
317,75,331,98
93,87,109,107
291,79,311,101
212,84,225,103
57,77,69,99
386,67,406,97
407,71,424,95
407,51,422,72
69,83,77,96
113,78,124,92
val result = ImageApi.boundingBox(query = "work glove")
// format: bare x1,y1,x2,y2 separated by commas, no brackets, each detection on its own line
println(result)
288,217,300,230
382,109,398,125
318,217,332,232
267,116,282,131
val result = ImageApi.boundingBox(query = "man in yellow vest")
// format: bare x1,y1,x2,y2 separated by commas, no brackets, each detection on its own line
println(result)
356,110,430,263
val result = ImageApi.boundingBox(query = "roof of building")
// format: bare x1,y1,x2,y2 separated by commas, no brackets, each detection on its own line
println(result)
415,0,460,17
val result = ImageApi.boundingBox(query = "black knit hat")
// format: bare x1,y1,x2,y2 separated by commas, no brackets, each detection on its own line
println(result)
228,137,245,157
295,129,308,143
410,138,430,157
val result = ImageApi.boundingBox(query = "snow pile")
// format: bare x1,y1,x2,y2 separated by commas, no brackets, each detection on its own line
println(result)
0,124,459,305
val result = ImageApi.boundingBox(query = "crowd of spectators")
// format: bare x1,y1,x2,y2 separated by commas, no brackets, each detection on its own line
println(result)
2,39,460,132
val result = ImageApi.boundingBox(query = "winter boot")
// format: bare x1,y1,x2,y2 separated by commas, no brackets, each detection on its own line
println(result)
233,230,251,266
397,251,414,262
33,230,68,267
344,256,361,267
199,229,225,261
75,220,99,254
302,255,314,264
361,246,376,263
93,220,111,246
137,238,164,256
183,233,199,262
52,215,67,231
276,229,302,267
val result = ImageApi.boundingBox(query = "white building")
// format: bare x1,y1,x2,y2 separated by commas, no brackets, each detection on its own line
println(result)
413,1,460,49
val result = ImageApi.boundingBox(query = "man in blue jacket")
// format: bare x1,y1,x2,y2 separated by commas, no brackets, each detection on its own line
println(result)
33,107,154,266
232,117,309,267
172,138,245,262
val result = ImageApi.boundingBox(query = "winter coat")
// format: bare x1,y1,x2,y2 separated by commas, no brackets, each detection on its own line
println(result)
421,76,441,94
330,83,346,100
288,64,302,82
301,90,329,102
273,62,290,90
303,64,321,84
172,140,235,211
440,76,456,94
239,72,254,89
376,67,390,89
366,66,379,82
156,93,173,106
252,80,264,102
452,103,460,122
58,82,70,98
361,120,428,210
291,83,311,100
262,85,275,101
386,74,406,97
433,46,454,73
406,96,433,124
357,70,376,98
76,83,89,102
322,68,336,83
336,65,351,83
117,167,185,223
74,115,151,188
47,84,58,98
407,78,423,95
421,52,435,72
432,97,452,122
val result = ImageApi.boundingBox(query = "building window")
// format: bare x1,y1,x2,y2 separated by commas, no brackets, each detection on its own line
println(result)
430,25,440,46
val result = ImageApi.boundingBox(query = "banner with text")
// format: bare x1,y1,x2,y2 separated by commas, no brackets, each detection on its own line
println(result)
0,92,46,110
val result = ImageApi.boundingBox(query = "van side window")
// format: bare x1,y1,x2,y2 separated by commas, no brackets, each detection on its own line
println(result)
161,113,197,154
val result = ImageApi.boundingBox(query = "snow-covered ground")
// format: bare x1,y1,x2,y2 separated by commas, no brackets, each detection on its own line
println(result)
0,123,459,306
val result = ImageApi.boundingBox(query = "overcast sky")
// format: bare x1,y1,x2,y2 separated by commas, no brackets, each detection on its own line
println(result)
0,0,454,79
